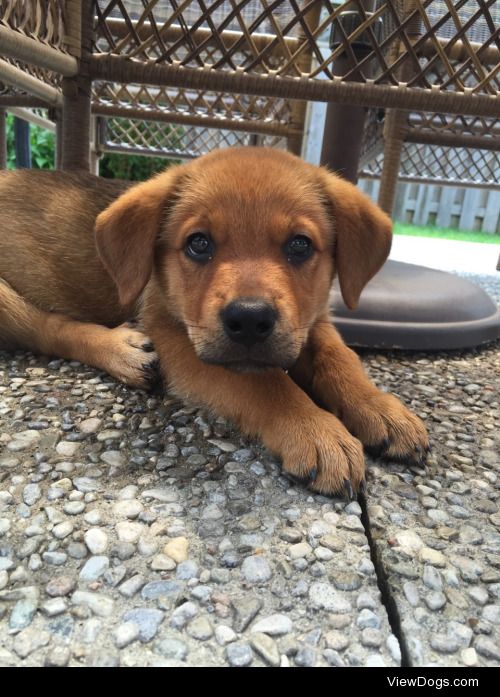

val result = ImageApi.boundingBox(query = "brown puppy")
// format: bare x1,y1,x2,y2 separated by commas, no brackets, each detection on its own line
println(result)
0,148,428,494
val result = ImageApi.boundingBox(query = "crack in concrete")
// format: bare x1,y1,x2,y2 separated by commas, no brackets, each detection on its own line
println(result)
359,491,411,667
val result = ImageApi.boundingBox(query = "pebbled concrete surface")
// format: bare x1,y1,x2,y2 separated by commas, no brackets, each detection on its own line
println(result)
0,273,498,667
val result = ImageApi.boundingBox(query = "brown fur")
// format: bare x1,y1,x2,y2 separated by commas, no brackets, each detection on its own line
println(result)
0,148,428,494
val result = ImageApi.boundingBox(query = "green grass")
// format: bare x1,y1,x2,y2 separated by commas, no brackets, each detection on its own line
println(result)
394,223,500,245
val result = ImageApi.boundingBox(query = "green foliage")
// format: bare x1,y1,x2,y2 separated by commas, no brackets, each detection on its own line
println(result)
6,113,55,169
99,152,174,181
5,114,178,181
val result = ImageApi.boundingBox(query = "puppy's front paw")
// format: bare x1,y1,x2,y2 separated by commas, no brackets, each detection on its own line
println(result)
105,324,161,391
341,391,429,465
267,410,365,496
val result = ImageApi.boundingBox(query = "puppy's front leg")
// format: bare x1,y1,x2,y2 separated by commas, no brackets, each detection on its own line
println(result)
290,315,429,463
146,313,365,495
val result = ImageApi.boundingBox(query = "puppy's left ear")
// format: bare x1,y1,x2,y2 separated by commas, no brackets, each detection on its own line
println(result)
95,166,183,308
316,169,392,310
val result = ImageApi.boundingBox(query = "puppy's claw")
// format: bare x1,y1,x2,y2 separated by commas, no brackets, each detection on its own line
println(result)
382,437,390,451
309,468,318,483
142,341,155,353
359,479,367,495
344,478,355,501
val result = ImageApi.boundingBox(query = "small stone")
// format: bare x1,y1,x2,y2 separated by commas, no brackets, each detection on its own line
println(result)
319,535,344,552
425,591,447,611
46,576,76,597
151,554,177,571
468,587,489,606
22,483,41,507
100,450,124,467
474,637,500,661
331,572,362,591
294,646,316,667
97,430,122,442
163,537,189,563
288,543,312,559
215,625,237,645
387,635,402,664
176,560,199,580
482,605,500,624
71,591,114,617
64,501,85,515
242,555,272,583
114,621,140,648
226,642,253,667
357,609,380,629
323,649,346,667
78,417,103,433
395,530,424,556
340,515,364,532
232,597,263,632
45,646,70,667
344,501,362,516
459,526,483,545
111,542,135,561
8,430,40,452
52,521,74,539
80,556,109,582
252,614,292,636
113,500,144,519
73,477,100,493
41,598,68,617
430,635,462,653
9,598,38,630
186,616,213,641
325,631,349,651
56,441,80,457
309,583,351,613
116,574,146,599
154,636,188,660
84,528,108,554
123,608,164,642
116,521,143,543
361,628,383,648
141,580,182,601
423,566,443,591
461,648,478,666
248,633,279,666
419,547,446,567
171,602,198,629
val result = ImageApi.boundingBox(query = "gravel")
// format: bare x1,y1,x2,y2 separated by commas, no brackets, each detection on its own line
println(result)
0,272,497,666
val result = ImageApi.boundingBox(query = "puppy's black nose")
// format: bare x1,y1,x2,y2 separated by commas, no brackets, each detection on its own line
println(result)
222,298,277,346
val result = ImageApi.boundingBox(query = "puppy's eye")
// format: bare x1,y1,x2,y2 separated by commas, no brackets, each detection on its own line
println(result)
185,232,213,263
285,235,313,264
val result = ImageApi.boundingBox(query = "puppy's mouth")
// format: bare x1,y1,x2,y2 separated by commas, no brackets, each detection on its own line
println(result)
194,338,300,373
202,357,280,373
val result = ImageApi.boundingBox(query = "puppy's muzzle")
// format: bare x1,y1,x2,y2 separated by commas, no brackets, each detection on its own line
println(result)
221,297,277,347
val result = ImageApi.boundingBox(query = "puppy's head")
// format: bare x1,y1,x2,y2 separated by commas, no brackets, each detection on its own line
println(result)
96,148,391,371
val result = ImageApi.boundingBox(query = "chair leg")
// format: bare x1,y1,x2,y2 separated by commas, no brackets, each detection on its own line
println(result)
378,109,408,216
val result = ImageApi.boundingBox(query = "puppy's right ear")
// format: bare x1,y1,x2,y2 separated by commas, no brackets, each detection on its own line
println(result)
95,167,183,308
